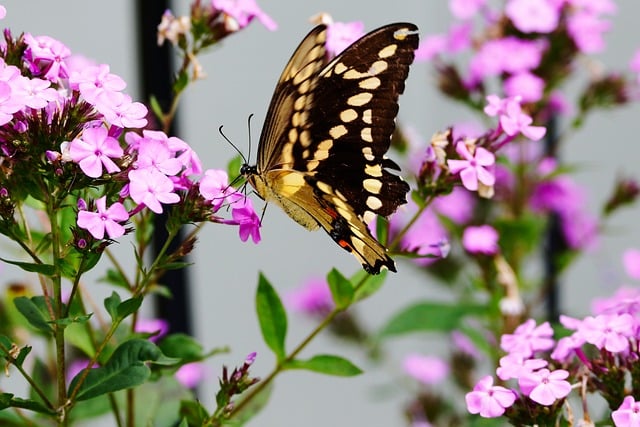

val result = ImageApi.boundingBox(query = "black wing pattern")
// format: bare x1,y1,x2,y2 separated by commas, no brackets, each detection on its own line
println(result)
245,23,419,274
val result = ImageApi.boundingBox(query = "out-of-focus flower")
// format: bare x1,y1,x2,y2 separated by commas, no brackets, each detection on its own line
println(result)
157,9,191,46
285,277,334,316
500,319,555,357
505,0,560,33
211,0,277,32
175,362,206,389
612,395,640,427
623,249,640,280
449,0,486,20
462,225,499,255
402,354,449,385
325,20,365,57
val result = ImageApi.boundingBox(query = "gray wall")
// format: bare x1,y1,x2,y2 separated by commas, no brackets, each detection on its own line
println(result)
3,1,640,426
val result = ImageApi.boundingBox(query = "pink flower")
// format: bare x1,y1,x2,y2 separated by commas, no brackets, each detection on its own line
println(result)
469,38,543,82
449,0,486,20
518,368,571,405
134,318,169,342
23,34,71,81
448,142,495,192
211,0,277,31
496,353,548,381
229,196,261,243
630,49,640,83
567,11,610,54
462,225,499,255
95,91,148,129
393,204,448,265
505,0,560,33
623,249,640,280
592,287,640,316
402,354,449,385
580,313,635,353
175,362,206,389
69,64,127,105
503,72,545,103
415,35,447,61
500,319,555,357
199,169,233,210
285,277,334,316
466,375,516,418
10,76,58,109
433,187,475,224
612,396,640,427
486,95,546,140
77,196,129,240
326,21,365,57
68,126,123,178
135,135,182,176
128,168,180,213
0,6,6,20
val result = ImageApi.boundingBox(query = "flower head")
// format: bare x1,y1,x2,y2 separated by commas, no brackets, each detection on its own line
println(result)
402,354,449,385
285,277,334,316
447,141,496,192
68,126,124,178
128,168,180,214
76,196,129,240
500,319,555,357
612,396,640,427
462,225,499,255
517,368,571,405
466,375,517,418
505,0,560,33
211,0,277,31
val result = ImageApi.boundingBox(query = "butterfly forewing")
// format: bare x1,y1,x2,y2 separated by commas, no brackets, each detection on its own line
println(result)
248,23,419,274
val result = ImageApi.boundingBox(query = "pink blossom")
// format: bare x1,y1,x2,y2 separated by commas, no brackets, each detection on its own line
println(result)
211,0,277,31
199,169,233,210
551,333,586,363
466,375,516,418
128,168,180,213
0,60,23,125
134,318,169,342
488,96,546,140
175,362,206,389
135,135,182,176
402,354,449,385
69,64,127,105
447,23,472,53
68,126,123,178
447,142,495,191
415,35,447,61
592,287,640,316
433,187,475,224
449,0,486,20
462,225,499,255
503,72,545,103
500,319,555,357
0,6,6,20
95,91,148,129
23,34,71,81
393,204,448,265
285,277,334,316
469,38,544,82
505,0,560,33
630,49,640,84
518,368,571,405
229,196,261,243
326,21,365,57
496,353,548,381
623,249,640,280
451,330,481,358
10,76,58,109
612,395,640,427
580,313,635,353
77,196,129,240
567,11,610,54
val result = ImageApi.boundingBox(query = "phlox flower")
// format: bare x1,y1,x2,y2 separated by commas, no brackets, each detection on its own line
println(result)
77,196,129,240
503,72,545,103
211,0,277,31
68,64,127,105
0,62,23,125
10,76,58,109
447,141,495,192
449,0,486,20
392,203,448,265
229,196,261,243
0,6,5,19
623,249,640,280
462,225,499,255
128,168,180,214
68,126,123,178
485,95,546,141
415,35,447,61
465,375,516,418
402,354,449,385
199,169,232,210
505,0,560,33
285,277,334,316
496,353,547,381
612,395,640,427
135,318,169,342
23,34,71,81
175,362,206,389
95,91,148,129
567,10,611,54
469,38,543,82
579,313,635,353
326,21,365,57
592,287,640,316
157,9,191,46
433,187,475,224
500,319,555,357
135,136,182,176
518,368,571,405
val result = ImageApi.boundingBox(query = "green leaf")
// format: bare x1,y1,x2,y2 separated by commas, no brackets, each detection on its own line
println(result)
227,154,244,184
104,292,121,321
0,335,12,356
378,301,486,338
0,257,54,276
14,345,31,367
0,393,56,415
158,333,204,360
326,268,353,309
69,339,162,401
149,95,164,121
286,354,363,377
100,268,130,289
179,400,209,427
117,296,143,320
13,296,53,334
352,269,387,302
255,273,287,361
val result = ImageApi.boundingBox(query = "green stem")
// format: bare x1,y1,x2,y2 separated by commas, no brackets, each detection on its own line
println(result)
7,359,55,410
388,195,434,251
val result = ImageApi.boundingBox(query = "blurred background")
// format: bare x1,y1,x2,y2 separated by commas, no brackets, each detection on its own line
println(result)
2,1,640,425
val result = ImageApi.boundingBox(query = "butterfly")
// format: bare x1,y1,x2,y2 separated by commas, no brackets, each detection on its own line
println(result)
241,23,418,274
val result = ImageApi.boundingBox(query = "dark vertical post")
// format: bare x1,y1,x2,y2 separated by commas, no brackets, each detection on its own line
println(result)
543,116,564,322
135,1,193,335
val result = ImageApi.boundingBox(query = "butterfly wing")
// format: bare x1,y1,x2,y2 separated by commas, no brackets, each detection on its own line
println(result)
252,23,419,274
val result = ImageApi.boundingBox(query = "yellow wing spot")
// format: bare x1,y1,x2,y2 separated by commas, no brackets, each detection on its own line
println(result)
329,125,348,139
347,92,373,107
278,172,306,196
316,180,332,194
363,178,382,194
318,139,333,151
302,149,310,159
299,79,311,94
334,62,348,74
368,60,388,76
336,205,354,220
365,164,383,177
282,143,293,166
335,189,347,201
366,195,383,210
343,69,369,80
362,210,376,225
359,76,381,90
309,45,324,60
378,44,398,58
314,149,329,161
307,159,319,171
294,95,306,111
352,237,366,254
362,109,373,124
394,27,412,41
362,146,375,161
288,128,298,142
292,112,301,127
300,130,312,147
361,127,373,143
340,109,358,123
293,62,315,85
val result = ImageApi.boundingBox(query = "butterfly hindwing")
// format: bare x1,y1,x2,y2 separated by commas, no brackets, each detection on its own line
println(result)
246,23,418,274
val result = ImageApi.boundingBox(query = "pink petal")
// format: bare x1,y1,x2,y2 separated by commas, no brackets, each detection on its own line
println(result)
460,167,479,190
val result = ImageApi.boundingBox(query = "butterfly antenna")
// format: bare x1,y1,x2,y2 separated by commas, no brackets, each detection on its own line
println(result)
218,125,248,164
247,113,254,163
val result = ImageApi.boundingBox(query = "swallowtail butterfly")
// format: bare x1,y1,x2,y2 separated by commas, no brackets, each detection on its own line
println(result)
241,23,418,274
